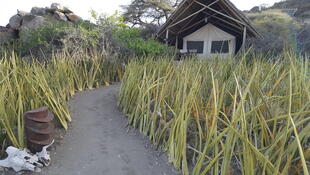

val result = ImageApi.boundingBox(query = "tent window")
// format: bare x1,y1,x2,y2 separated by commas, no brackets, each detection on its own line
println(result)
187,41,204,54
211,40,229,53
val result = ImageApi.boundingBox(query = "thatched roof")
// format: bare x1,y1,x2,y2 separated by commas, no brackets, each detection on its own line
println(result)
157,0,259,45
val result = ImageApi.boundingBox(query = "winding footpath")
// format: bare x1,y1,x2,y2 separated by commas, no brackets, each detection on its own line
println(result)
40,83,179,175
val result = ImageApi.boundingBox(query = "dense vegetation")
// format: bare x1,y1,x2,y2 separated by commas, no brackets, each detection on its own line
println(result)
0,51,123,149
247,1,310,54
0,12,172,60
119,53,310,175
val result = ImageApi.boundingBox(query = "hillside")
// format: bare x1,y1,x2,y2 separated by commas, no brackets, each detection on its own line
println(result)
245,0,310,54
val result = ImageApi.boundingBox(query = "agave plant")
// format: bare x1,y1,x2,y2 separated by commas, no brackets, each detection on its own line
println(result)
0,50,123,148
118,53,310,175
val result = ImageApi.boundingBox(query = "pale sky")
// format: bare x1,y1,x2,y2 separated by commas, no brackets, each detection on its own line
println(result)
0,0,282,26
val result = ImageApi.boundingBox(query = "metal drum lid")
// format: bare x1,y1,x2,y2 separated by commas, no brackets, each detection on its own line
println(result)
24,107,54,122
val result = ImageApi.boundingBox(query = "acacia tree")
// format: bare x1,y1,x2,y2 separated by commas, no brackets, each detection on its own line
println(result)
122,0,181,32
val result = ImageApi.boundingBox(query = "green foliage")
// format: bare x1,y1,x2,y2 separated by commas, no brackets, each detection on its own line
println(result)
5,10,172,59
248,10,299,53
19,23,66,53
18,20,102,56
92,10,126,28
122,0,181,27
114,27,173,56
73,21,102,47
90,11,173,57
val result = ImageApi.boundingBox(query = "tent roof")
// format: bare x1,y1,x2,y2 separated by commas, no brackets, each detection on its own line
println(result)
157,0,259,44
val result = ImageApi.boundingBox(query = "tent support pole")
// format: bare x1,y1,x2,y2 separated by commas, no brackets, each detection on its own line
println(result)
202,11,243,30
242,26,247,51
194,0,245,26
168,0,219,28
179,18,205,33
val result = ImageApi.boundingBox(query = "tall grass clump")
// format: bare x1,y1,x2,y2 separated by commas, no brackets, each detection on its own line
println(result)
0,50,123,149
118,53,310,175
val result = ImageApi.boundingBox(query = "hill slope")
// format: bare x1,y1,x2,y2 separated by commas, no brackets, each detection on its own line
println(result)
246,0,310,54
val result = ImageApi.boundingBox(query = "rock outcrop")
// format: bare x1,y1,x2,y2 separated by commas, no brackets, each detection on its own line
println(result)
31,7,47,16
0,27,18,44
9,15,22,30
53,11,68,21
20,15,48,31
0,3,82,44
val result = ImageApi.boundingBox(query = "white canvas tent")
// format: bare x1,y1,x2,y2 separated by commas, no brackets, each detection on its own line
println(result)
182,23,236,58
157,0,259,58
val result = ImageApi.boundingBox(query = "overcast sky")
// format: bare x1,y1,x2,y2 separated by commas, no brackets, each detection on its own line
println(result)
0,0,282,26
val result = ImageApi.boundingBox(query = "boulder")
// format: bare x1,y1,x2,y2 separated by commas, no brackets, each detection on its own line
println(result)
50,3,62,10
65,13,82,23
0,26,6,32
9,15,22,30
17,10,29,17
50,3,72,13
0,27,18,44
20,15,49,31
31,7,47,16
249,6,260,13
53,11,67,21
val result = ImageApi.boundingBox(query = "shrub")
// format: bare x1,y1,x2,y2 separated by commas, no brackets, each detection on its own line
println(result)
18,20,102,57
113,27,173,56
91,11,174,57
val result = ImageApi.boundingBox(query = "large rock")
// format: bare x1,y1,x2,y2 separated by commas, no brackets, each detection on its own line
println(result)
9,15,22,30
17,10,29,17
249,6,260,13
65,13,82,23
53,11,67,21
50,3,62,10
20,15,49,31
50,3,72,13
0,27,18,44
31,7,47,16
0,26,6,32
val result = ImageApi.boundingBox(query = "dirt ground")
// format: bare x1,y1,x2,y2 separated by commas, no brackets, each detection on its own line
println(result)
3,83,179,175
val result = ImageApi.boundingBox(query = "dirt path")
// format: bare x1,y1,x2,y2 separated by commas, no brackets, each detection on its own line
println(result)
41,83,179,175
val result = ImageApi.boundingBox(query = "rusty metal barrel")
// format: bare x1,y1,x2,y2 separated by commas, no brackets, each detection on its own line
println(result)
24,107,54,153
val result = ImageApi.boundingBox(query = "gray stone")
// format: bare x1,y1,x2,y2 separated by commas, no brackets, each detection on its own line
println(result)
21,14,37,25
31,7,47,16
20,15,48,31
50,3,71,13
0,27,18,44
53,11,68,21
50,3,61,10
0,26,6,32
17,10,29,17
9,14,22,30
50,3,72,13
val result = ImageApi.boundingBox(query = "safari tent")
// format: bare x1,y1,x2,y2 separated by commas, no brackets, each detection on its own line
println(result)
157,0,259,58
